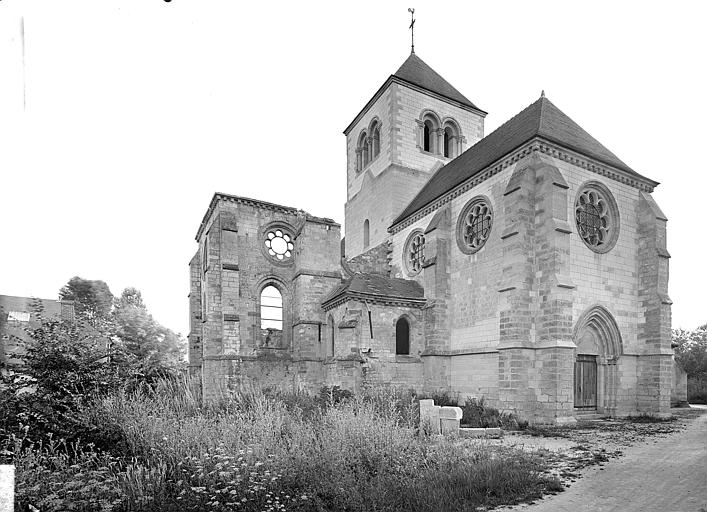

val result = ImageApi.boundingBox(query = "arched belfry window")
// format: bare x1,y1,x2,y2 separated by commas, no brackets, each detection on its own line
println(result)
363,219,370,248
396,317,410,355
356,131,369,172
372,125,380,159
260,285,283,347
420,111,441,155
423,120,433,152
442,120,461,159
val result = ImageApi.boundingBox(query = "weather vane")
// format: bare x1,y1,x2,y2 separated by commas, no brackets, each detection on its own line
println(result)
408,8,415,54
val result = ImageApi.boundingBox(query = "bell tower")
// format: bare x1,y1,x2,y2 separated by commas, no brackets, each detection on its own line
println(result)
343,52,487,259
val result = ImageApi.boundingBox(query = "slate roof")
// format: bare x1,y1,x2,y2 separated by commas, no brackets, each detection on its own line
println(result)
322,273,425,308
394,53,480,110
392,96,657,227
344,53,484,135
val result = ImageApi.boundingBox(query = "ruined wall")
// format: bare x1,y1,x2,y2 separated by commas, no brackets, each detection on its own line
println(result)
192,195,341,400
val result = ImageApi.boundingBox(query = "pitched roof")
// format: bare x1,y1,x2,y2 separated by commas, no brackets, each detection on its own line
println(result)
394,53,480,110
322,273,425,309
344,53,485,135
391,96,657,227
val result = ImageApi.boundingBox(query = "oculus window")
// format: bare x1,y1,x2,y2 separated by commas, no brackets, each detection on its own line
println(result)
575,182,619,253
264,229,294,261
457,197,493,254
404,229,425,276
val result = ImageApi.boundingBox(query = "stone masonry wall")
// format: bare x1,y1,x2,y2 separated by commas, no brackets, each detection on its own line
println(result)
345,81,485,258
390,145,671,422
193,196,341,400
322,299,425,391
346,241,391,276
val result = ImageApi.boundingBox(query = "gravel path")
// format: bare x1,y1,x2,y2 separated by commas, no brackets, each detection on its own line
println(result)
506,405,707,512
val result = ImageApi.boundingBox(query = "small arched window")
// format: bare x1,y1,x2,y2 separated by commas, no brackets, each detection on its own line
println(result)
444,128,453,158
260,285,282,347
328,315,335,357
356,131,369,172
363,219,370,248
443,121,460,158
423,120,433,152
371,123,381,159
396,317,410,355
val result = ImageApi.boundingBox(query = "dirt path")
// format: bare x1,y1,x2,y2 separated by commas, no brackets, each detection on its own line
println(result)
507,406,707,512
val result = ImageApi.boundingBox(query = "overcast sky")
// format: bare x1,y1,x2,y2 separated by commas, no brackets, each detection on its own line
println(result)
1,1,705,338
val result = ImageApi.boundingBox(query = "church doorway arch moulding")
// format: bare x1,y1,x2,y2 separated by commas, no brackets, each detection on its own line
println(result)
573,305,623,416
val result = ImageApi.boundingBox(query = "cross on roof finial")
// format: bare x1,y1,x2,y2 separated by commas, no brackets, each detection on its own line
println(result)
541,90,545,98
408,8,416,54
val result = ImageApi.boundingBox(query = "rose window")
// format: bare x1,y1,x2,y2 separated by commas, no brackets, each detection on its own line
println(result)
405,231,425,275
456,198,493,254
264,229,294,261
576,190,609,248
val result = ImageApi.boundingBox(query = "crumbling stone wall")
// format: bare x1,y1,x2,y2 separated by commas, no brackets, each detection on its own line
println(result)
189,195,342,400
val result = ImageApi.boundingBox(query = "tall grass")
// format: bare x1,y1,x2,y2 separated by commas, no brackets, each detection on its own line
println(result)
12,380,557,511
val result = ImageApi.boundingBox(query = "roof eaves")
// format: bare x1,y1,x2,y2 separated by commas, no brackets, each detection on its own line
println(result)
389,135,659,231
344,76,395,136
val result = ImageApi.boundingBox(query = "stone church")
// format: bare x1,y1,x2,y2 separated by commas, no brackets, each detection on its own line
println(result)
188,51,675,423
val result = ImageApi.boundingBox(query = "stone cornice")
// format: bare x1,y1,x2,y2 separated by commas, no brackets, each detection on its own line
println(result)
321,291,426,312
389,138,658,234
195,192,340,241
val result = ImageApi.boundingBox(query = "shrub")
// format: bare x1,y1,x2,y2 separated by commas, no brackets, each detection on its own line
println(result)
11,381,558,511
460,397,525,430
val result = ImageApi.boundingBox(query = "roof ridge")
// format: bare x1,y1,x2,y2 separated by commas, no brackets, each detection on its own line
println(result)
390,96,656,228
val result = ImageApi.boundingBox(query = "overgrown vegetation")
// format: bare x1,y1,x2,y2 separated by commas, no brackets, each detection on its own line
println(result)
417,390,528,429
5,381,558,512
1,277,557,511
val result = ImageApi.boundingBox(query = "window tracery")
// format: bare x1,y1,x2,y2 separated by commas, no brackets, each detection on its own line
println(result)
575,182,619,253
456,197,493,254
404,229,425,275
264,229,294,261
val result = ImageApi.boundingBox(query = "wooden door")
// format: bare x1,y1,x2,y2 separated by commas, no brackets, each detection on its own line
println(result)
574,354,597,410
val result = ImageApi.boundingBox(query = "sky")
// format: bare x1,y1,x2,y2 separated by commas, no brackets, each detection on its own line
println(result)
1,0,705,338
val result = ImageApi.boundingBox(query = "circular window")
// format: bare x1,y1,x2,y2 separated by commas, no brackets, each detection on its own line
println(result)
456,196,493,254
575,182,619,253
404,229,425,276
264,229,294,261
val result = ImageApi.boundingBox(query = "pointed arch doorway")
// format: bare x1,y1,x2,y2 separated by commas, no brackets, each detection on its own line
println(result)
573,306,622,415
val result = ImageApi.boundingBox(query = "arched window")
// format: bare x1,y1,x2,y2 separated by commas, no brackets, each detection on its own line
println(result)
371,123,381,159
442,120,460,158
396,317,410,355
260,285,282,347
363,219,370,248
356,131,368,172
328,315,335,357
423,120,434,152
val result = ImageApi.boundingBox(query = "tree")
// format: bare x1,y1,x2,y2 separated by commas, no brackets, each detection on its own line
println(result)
113,287,185,381
0,314,129,448
59,277,114,324
673,325,707,379
115,287,145,310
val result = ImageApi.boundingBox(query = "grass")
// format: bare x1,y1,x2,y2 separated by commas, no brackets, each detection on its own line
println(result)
8,381,558,511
